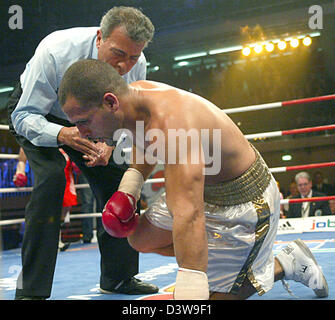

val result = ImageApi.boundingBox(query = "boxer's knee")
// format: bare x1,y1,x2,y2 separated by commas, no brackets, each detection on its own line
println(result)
128,214,173,254
127,233,151,253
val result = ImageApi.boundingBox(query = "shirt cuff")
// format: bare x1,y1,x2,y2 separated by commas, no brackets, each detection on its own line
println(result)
41,122,64,147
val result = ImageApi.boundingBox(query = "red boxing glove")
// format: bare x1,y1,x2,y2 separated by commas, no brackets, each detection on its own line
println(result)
13,173,28,187
102,191,139,238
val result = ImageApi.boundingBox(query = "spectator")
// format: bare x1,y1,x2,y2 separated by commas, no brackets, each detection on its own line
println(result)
312,171,335,195
276,181,285,218
329,199,335,215
287,171,331,218
287,181,299,198
283,181,299,214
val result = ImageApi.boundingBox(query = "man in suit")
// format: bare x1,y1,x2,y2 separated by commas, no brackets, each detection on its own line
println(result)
287,171,331,218
312,171,335,195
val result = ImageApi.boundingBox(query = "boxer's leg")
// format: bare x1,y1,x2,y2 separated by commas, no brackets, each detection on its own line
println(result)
209,259,284,300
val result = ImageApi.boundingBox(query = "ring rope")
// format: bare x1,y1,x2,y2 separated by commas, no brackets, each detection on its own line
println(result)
0,154,19,159
0,161,334,193
0,213,102,227
0,123,333,162
146,161,335,183
0,93,334,132
0,183,89,194
0,124,9,130
222,93,335,114
1,196,334,227
245,124,335,140
280,195,335,205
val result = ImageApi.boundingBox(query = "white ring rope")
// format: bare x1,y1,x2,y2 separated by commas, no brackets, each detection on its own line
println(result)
0,124,9,130
1,196,334,226
0,213,102,226
2,159,335,194
0,154,19,159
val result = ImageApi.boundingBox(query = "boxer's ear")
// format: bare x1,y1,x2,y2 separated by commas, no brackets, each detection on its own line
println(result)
103,93,119,112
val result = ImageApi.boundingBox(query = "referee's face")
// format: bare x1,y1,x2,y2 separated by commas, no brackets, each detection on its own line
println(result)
96,27,146,76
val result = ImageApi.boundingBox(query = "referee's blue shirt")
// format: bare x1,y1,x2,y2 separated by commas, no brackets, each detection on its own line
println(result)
11,27,147,147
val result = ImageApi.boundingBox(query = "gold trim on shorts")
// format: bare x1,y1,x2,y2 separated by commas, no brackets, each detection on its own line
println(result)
203,145,271,206
230,197,271,295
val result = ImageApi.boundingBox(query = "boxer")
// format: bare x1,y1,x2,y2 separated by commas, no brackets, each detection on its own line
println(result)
59,59,328,300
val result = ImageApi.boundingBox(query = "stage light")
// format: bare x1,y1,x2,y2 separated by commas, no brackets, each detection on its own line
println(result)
282,154,292,161
265,43,275,52
177,61,189,67
278,41,287,50
174,52,207,61
303,36,312,46
242,47,251,56
254,44,263,54
290,39,299,48
209,46,243,55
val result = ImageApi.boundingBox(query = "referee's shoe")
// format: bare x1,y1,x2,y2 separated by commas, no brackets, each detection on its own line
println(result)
99,277,159,295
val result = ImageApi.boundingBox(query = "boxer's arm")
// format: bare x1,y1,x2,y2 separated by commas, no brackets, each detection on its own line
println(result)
115,142,157,200
16,148,27,174
102,144,156,237
164,147,209,299
129,143,157,180
164,159,209,299
13,148,28,187
164,160,207,272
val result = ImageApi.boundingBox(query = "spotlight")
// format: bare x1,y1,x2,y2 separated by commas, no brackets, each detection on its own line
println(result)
242,47,251,56
282,154,292,161
265,43,275,52
303,36,312,46
290,39,299,48
177,61,189,67
278,41,287,51
254,44,263,54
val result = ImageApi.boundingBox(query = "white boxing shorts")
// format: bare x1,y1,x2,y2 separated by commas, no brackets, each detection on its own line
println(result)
144,145,281,295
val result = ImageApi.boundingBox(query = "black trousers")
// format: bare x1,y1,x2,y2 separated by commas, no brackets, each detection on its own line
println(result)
7,83,139,298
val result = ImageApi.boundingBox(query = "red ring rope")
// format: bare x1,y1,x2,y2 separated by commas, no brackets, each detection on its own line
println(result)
285,196,335,204
282,94,335,106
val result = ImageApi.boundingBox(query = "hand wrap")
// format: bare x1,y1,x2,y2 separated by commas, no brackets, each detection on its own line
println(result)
174,268,209,300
